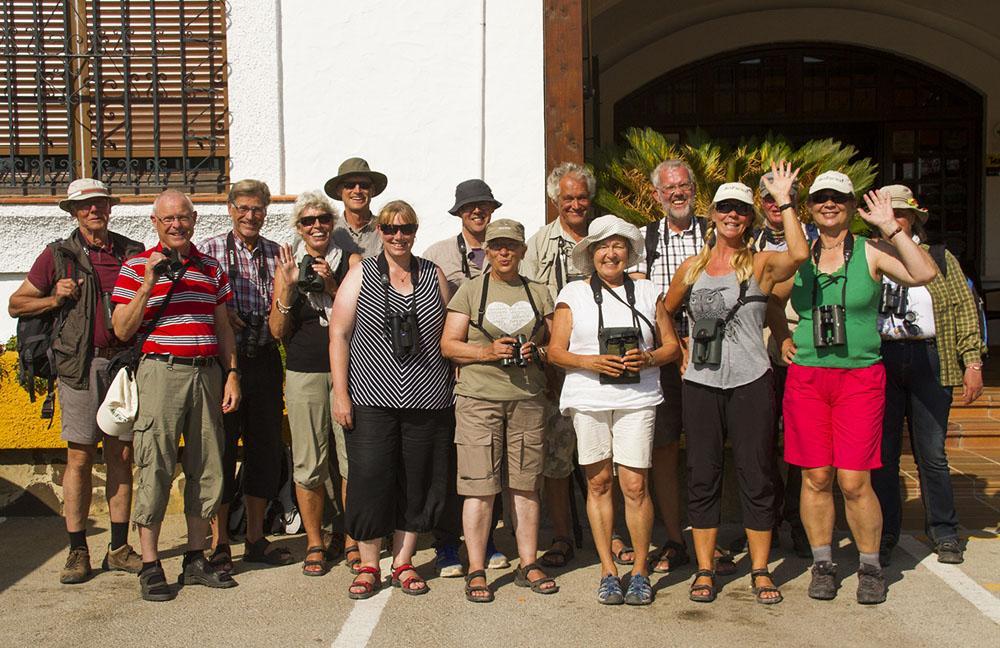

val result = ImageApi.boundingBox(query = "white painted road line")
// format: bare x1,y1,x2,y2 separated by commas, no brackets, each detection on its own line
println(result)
898,534,1000,625
330,583,392,648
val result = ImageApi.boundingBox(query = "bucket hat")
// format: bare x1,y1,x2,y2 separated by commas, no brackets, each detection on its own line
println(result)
484,218,524,244
880,184,929,223
58,178,120,213
324,157,388,199
448,179,501,215
571,215,644,275
758,172,799,199
808,170,854,196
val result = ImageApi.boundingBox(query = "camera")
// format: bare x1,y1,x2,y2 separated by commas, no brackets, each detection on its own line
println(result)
501,334,530,368
598,326,641,385
388,310,420,359
813,304,847,347
153,247,184,280
297,255,325,293
690,317,725,367
879,283,908,317
239,311,265,358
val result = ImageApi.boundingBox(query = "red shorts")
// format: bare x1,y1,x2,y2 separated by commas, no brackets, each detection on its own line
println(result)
783,362,885,471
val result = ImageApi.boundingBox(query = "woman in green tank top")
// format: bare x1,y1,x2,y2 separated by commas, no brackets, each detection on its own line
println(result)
781,171,937,605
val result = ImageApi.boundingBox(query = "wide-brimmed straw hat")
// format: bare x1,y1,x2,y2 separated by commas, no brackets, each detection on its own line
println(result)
570,214,644,275
58,178,120,213
323,157,388,199
448,179,501,215
880,184,929,224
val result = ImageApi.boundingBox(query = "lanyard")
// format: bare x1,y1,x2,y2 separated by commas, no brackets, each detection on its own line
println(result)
810,233,854,311
225,232,271,313
469,272,543,342
589,273,655,338
377,252,420,334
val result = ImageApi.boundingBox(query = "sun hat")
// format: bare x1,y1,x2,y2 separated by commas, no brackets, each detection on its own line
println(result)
712,182,754,205
484,218,524,244
758,172,799,199
808,170,854,196
96,367,138,438
448,179,501,215
880,184,929,223
58,178,120,213
570,214,644,275
323,157,388,199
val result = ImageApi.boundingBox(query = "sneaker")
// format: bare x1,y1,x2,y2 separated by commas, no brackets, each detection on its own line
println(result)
934,539,964,564
856,563,887,605
178,554,238,589
790,526,811,559
103,543,142,573
807,561,838,600
486,539,510,570
434,544,464,578
60,546,92,584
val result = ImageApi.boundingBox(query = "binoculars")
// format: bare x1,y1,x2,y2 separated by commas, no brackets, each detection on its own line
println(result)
239,311,266,357
501,334,531,368
879,283,909,318
297,255,325,293
690,317,725,367
813,304,847,347
153,247,184,280
388,310,419,359
599,326,641,385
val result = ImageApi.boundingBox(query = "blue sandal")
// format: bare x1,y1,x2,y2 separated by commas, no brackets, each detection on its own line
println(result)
625,573,653,605
597,574,624,605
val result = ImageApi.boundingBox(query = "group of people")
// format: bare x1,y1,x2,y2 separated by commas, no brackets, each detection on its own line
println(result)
9,153,984,606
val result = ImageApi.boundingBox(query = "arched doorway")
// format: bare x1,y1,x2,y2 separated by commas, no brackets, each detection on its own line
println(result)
613,43,984,272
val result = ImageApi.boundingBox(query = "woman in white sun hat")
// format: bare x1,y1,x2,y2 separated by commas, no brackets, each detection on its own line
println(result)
548,214,680,606
662,162,809,606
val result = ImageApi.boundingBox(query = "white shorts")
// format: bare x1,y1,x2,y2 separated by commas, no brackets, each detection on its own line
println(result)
569,406,657,469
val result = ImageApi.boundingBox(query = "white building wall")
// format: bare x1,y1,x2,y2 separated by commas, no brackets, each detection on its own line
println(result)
0,0,546,341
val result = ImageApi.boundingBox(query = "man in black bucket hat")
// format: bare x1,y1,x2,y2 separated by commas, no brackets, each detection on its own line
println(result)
325,157,388,258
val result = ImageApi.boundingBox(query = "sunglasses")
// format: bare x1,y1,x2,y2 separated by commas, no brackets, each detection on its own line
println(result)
809,191,852,204
715,200,753,216
298,214,333,227
343,181,372,191
379,223,418,235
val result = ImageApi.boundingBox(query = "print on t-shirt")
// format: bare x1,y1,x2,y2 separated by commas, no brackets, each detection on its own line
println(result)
484,300,536,336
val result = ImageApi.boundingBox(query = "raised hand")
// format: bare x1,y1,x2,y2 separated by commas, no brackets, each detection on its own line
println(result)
275,243,298,286
761,160,800,204
858,189,897,233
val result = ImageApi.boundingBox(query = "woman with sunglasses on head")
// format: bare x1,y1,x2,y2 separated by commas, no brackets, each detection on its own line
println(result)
330,200,455,599
269,191,361,577
662,163,808,606
547,214,680,606
869,185,985,568
781,172,937,605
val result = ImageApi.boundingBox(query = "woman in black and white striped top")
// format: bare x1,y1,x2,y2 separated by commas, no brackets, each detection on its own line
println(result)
330,200,455,600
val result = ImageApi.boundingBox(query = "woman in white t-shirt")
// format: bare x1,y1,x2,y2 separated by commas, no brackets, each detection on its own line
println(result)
548,215,680,606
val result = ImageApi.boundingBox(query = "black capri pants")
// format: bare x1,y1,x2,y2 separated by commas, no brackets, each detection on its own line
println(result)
683,371,776,531
345,404,455,541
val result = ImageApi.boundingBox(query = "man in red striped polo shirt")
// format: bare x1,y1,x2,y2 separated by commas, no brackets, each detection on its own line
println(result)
111,189,242,602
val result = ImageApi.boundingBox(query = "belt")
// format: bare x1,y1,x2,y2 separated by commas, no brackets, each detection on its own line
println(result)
143,353,219,367
93,346,128,360
883,338,936,345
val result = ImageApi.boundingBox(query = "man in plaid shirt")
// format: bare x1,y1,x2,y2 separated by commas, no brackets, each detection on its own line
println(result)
628,159,705,573
198,179,292,570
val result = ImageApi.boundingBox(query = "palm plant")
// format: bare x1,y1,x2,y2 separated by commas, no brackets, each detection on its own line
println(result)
593,127,879,232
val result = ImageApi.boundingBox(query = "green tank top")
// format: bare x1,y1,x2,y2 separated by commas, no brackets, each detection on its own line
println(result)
791,235,881,368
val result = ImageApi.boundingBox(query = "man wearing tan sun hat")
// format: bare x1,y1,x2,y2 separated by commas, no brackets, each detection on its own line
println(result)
325,157,389,258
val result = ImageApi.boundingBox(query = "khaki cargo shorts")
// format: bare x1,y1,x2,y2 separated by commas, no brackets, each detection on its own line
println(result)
59,356,121,444
542,399,576,480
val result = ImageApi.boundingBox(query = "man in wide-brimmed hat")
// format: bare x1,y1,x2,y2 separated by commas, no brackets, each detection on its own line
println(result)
423,178,507,576
9,178,144,584
325,157,388,258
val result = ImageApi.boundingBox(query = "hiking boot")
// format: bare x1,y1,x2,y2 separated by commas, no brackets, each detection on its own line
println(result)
807,560,838,600
178,554,238,589
435,543,463,578
856,563,887,605
139,564,176,602
60,546,92,584
103,543,142,573
790,526,811,559
934,539,964,564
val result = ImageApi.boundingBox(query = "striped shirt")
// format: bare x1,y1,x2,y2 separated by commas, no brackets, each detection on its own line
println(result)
635,216,704,336
348,256,454,409
111,243,232,357
198,232,278,346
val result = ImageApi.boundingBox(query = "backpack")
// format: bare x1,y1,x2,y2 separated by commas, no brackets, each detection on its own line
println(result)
644,217,706,277
15,241,74,419
928,243,988,351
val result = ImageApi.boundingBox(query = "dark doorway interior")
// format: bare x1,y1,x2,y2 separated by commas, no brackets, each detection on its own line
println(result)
613,43,984,274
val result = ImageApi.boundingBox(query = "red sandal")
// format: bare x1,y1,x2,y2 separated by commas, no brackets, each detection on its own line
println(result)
347,565,382,600
391,563,429,596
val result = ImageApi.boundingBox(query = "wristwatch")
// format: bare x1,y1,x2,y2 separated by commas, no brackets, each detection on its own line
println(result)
778,202,794,212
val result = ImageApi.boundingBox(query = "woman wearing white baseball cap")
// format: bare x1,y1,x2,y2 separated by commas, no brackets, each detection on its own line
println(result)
780,171,938,605
662,162,809,605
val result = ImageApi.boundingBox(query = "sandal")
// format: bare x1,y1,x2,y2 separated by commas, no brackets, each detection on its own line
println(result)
243,537,295,566
611,533,635,566
714,546,737,576
391,563,429,596
648,539,690,574
597,574,624,605
344,544,362,575
302,546,329,577
750,568,783,605
514,562,559,595
208,543,233,573
348,565,382,600
139,563,175,602
689,569,717,603
323,531,345,562
624,573,654,606
464,569,494,603
538,536,575,569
